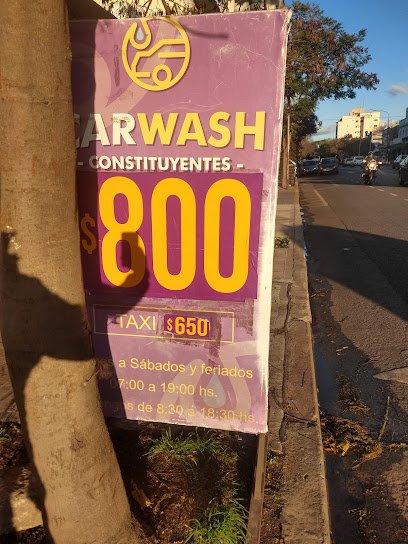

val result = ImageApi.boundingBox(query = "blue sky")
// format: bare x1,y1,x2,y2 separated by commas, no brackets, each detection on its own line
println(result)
304,0,408,140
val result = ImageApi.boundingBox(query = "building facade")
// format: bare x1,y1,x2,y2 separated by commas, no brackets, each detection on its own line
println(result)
398,107,408,144
336,108,380,140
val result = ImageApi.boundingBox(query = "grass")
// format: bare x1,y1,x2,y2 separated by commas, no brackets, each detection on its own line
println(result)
267,452,280,466
147,428,226,465
184,498,248,544
0,423,21,441
0,425,12,441
274,237,290,248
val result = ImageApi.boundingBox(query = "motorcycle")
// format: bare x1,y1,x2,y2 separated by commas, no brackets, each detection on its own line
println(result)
362,159,378,185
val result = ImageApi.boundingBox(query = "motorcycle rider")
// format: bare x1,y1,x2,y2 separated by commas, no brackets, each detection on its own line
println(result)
361,152,378,183
362,152,378,169
363,151,378,166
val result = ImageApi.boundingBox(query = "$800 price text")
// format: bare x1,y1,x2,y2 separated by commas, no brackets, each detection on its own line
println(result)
80,175,257,295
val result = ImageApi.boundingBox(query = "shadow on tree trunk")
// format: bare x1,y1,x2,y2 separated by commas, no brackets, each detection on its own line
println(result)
0,225,149,542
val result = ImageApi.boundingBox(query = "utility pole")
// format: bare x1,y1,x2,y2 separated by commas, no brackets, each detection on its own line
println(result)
370,109,390,163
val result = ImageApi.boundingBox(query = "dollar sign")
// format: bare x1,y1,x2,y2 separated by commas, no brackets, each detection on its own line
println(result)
80,213,97,255
166,317,173,332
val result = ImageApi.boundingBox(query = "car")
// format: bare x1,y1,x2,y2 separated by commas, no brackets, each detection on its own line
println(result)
352,156,365,166
299,159,320,176
399,156,408,185
319,157,339,175
393,154,407,169
343,157,354,166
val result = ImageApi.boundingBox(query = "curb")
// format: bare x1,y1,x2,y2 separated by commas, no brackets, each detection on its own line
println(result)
269,185,331,544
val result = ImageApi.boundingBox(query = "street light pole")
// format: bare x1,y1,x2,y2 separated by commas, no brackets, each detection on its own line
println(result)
370,108,390,163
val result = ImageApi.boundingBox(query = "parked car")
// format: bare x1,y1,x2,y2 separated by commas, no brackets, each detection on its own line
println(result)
299,159,320,176
399,156,408,185
352,156,365,166
393,154,408,169
343,157,354,166
319,157,339,175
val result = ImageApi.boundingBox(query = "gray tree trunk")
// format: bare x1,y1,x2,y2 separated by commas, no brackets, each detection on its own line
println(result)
0,2,140,543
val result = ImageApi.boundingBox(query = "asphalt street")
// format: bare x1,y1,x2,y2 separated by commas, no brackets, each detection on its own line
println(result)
299,165,408,543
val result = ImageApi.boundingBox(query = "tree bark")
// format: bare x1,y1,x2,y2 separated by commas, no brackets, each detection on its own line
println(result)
0,2,140,543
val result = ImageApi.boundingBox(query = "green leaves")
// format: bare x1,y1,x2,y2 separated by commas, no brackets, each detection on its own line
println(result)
287,1,379,102
286,1,379,155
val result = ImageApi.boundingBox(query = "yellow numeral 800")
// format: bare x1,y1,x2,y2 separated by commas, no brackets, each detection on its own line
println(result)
99,176,252,294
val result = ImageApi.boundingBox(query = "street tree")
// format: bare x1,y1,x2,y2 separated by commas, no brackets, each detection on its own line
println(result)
284,96,320,162
101,0,282,18
0,1,141,542
282,1,379,184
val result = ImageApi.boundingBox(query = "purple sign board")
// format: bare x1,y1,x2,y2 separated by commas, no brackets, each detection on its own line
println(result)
71,11,290,434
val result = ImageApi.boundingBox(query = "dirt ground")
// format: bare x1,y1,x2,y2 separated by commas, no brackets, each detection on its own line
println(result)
259,450,283,544
0,421,258,544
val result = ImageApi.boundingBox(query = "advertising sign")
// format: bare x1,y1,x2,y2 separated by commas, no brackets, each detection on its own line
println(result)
71,10,290,434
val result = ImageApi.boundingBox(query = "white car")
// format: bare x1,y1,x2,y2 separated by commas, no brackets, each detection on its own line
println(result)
352,156,365,166
343,157,354,166
393,154,408,169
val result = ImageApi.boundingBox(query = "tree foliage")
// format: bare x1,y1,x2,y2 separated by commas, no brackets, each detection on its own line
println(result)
101,0,280,18
101,0,219,17
285,1,379,159
289,96,320,159
286,2,379,103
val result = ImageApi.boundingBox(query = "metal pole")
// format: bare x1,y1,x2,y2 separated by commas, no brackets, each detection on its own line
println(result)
369,109,390,163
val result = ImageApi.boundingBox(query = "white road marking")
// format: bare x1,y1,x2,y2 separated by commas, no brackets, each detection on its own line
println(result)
404,198,408,202
313,188,329,207
390,193,398,197
378,189,384,192
369,186,375,189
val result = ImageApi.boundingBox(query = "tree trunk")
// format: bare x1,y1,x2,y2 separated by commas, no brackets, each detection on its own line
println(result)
0,2,140,543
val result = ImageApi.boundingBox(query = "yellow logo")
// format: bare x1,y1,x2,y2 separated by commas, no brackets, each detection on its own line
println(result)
122,17,190,92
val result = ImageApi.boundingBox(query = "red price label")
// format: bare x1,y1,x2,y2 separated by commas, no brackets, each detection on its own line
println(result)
164,315,210,338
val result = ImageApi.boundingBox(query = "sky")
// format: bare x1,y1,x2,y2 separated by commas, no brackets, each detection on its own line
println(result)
306,0,408,140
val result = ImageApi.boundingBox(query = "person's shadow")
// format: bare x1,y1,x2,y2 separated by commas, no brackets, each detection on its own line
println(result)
0,230,148,542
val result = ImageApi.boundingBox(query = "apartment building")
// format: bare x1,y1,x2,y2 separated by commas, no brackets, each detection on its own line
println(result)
336,108,380,140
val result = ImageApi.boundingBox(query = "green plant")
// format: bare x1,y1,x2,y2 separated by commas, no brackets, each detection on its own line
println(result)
185,499,248,544
267,452,280,466
275,237,290,248
147,429,225,465
0,426,11,441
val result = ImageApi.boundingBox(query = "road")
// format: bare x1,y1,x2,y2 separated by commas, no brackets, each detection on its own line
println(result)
299,165,408,544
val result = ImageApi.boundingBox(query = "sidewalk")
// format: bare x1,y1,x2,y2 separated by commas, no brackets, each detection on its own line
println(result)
266,185,331,543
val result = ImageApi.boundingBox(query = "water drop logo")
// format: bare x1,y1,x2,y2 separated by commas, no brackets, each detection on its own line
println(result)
122,17,190,92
